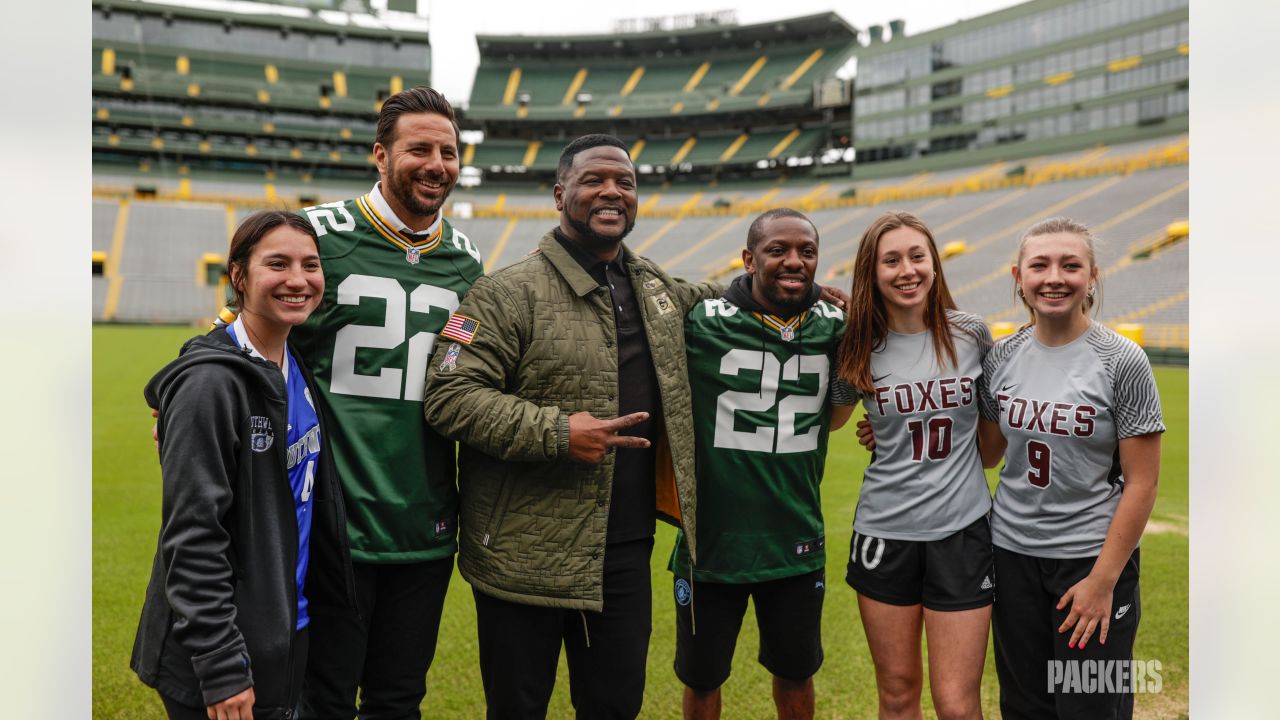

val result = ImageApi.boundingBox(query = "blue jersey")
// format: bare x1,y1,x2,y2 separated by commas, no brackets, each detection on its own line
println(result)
283,346,320,629
227,322,321,629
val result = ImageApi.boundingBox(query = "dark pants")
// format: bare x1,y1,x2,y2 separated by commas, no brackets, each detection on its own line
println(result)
992,546,1141,720
298,557,453,720
473,537,654,720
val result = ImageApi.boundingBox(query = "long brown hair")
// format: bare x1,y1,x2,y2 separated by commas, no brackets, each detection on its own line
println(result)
1014,216,1102,328
837,211,958,393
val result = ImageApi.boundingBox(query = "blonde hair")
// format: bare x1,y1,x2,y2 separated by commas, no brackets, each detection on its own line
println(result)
1015,216,1101,326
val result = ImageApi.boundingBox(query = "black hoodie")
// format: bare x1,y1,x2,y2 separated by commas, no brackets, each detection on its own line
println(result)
131,328,356,715
721,272,822,317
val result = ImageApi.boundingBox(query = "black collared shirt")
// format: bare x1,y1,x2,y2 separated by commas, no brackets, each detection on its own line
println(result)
555,229,658,544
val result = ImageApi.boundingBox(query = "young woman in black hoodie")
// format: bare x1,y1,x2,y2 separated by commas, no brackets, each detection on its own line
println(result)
132,211,356,720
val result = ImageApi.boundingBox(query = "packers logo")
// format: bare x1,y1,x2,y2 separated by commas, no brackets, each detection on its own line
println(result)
675,578,692,607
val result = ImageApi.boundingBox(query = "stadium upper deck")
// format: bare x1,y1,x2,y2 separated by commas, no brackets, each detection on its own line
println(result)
466,12,857,123
92,0,427,182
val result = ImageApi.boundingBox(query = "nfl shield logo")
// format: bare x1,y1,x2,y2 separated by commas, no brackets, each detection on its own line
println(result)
439,343,461,372
405,247,420,265
781,327,795,342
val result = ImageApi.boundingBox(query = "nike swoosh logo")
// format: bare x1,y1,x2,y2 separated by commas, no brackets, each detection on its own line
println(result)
1000,384,1018,392
872,374,891,383
1114,604,1131,620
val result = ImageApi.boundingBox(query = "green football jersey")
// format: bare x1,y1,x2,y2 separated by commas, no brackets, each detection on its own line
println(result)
289,194,483,562
670,296,848,583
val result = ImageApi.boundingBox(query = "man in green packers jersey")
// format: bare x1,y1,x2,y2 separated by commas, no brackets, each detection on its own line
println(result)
669,209,856,720
280,86,482,718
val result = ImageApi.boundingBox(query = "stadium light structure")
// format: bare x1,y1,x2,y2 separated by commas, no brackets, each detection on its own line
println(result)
459,166,482,188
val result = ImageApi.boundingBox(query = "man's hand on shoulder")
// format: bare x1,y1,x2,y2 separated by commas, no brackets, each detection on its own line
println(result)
567,411,651,465
817,284,849,309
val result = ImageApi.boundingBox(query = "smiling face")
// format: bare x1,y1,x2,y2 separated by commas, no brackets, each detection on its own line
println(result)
554,145,638,257
874,225,935,328
232,225,324,333
1013,231,1098,326
374,112,460,230
743,215,819,317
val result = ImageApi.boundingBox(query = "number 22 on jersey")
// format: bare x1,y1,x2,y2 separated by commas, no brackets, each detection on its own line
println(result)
713,349,828,454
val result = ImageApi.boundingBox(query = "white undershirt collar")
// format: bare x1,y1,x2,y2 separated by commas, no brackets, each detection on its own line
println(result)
231,315,288,377
368,182,442,237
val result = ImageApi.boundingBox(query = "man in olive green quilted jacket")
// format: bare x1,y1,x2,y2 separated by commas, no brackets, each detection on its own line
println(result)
424,134,718,719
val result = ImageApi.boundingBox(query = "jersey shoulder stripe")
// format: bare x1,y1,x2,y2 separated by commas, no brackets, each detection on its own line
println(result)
947,309,994,351
979,326,1032,421
1085,323,1164,437
983,324,1033,375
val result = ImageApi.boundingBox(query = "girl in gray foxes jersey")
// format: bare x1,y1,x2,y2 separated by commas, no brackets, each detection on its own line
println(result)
980,217,1163,720
837,211,1005,720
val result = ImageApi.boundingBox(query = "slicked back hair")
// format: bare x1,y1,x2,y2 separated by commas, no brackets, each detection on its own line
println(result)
746,208,818,251
558,134,631,182
1015,216,1102,326
836,211,958,393
374,86,459,150
227,210,319,310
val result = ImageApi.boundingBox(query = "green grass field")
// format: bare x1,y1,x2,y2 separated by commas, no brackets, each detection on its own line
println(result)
93,325,1188,719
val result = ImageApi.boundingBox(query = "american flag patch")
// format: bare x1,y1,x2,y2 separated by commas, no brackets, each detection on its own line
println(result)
440,314,481,344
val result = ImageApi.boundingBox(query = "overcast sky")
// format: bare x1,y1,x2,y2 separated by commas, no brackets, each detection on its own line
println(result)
420,0,1022,103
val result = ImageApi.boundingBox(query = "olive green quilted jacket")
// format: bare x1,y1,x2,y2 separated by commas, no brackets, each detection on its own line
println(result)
424,230,719,610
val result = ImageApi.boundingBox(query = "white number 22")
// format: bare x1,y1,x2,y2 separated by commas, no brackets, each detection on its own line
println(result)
713,350,828,454
329,274,459,402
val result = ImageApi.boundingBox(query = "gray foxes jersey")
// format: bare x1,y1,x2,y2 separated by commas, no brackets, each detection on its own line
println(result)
669,296,855,584
855,310,994,541
979,322,1164,558
288,192,483,563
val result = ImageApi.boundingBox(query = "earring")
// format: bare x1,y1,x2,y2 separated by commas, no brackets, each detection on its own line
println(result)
1016,286,1025,298
1087,286,1096,299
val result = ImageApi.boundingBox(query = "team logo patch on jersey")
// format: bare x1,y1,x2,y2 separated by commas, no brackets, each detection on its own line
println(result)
651,292,675,316
434,516,454,537
794,536,825,557
249,416,274,452
439,343,461,372
675,578,692,607
440,314,480,344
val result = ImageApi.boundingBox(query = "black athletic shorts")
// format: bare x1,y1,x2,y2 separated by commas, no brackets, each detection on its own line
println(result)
845,514,994,611
992,546,1142,720
673,568,825,692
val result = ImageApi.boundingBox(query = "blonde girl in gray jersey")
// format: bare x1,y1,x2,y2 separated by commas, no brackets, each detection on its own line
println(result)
837,212,1004,720
979,217,1163,720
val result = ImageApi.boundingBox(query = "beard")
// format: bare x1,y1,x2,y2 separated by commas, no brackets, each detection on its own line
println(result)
757,275,812,317
564,212,636,253
385,162,454,220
